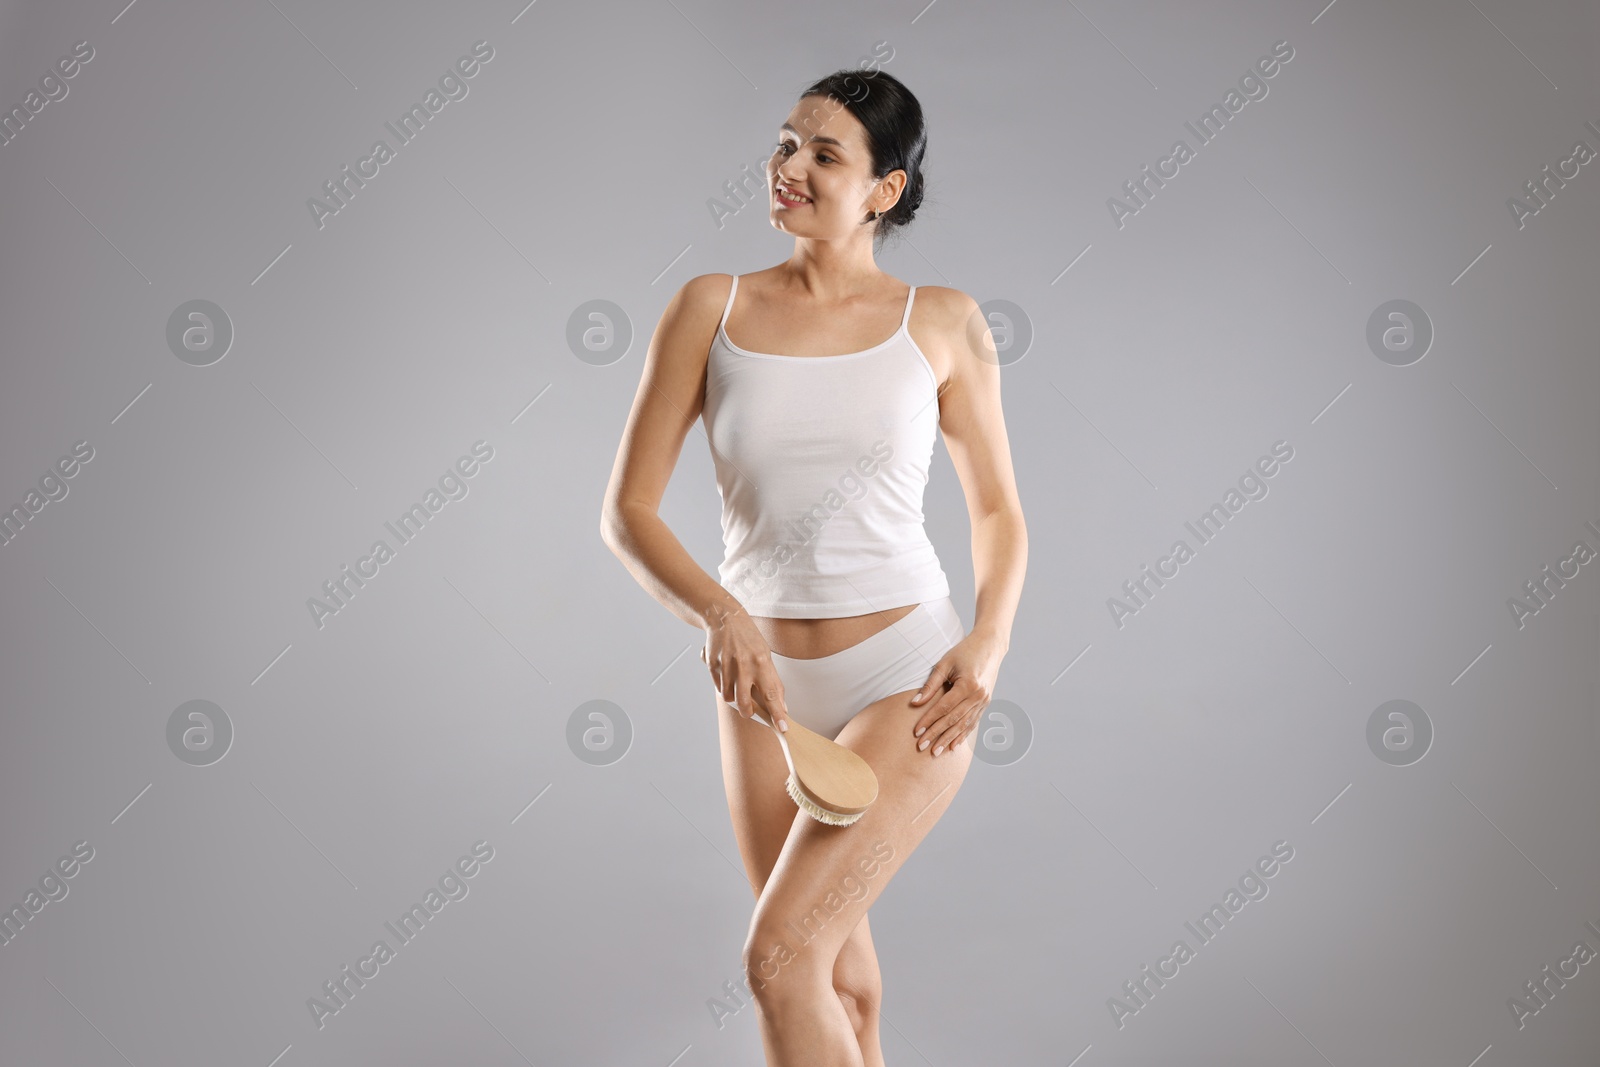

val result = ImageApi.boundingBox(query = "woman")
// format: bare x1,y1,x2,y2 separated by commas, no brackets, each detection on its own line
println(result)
600,69,1026,1066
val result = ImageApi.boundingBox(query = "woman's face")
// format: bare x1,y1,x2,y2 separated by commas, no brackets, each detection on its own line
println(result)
766,95,901,239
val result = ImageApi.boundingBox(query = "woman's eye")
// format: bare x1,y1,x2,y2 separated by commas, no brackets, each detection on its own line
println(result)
773,142,832,164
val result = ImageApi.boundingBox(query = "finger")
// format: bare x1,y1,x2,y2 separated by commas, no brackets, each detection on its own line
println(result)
910,660,952,711
757,664,789,733
917,685,977,753
934,692,991,756
930,704,980,756
731,667,757,720
738,665,771,724
719,655,739,710
942,714,970,750
912,668,956,737
912,672,960,739
951,707,985,748
914,689,966,747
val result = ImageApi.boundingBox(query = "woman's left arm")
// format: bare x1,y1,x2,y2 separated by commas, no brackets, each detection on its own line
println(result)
909,288,1029,756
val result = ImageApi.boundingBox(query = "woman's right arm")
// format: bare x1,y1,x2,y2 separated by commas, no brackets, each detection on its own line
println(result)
598,274,791,731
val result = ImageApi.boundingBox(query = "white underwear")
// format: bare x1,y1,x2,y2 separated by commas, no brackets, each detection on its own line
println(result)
767,597,965,741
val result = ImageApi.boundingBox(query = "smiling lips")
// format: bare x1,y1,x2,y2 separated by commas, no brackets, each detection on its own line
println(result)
775,185,812,207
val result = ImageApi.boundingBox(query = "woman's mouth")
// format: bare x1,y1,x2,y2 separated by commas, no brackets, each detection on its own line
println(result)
775,187,812,208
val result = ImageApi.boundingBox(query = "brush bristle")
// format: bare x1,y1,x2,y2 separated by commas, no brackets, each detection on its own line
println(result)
786,774,863,826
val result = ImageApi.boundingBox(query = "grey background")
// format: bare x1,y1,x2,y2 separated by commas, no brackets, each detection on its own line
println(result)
1,0,1596,1064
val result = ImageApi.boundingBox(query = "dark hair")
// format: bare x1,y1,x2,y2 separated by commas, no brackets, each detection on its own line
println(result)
797,69,926,239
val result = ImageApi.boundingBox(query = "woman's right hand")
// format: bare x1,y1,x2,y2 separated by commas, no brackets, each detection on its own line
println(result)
700,600,790,732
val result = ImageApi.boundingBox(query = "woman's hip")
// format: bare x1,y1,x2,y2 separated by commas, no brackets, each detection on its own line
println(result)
767,597,964,740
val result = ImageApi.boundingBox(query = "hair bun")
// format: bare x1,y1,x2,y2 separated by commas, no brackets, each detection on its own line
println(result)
897,170,925,222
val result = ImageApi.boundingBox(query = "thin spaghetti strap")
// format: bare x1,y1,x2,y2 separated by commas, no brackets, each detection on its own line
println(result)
900,284,916,331
719,274,740,331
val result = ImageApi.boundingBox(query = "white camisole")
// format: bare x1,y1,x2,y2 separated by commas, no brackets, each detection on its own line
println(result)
701,274,951,618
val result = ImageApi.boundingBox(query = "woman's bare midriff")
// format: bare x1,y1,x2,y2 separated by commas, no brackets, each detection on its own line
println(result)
752,604,919,660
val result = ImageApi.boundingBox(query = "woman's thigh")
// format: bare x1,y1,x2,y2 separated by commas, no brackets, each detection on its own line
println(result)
716,693,801,895
741,686,974,978
717,693,884,987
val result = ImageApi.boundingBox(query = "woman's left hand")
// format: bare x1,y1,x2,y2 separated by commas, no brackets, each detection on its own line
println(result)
908,631,1006,757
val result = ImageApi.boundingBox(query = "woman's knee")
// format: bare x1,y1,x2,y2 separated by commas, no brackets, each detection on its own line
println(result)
832,973,880,1031
832,985,883,1036
742,925,835,1006
832,934,881,1028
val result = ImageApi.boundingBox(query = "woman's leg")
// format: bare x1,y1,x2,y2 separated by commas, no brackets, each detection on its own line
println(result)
739,686,975,1066
831,914,884,1066
717,695,887,1064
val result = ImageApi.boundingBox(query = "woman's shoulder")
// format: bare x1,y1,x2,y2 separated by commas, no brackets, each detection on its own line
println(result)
909,284,981,320
681,272,738,305
906,285,987,377
914,286,991,353
644,275,738,374
658,274,739,337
